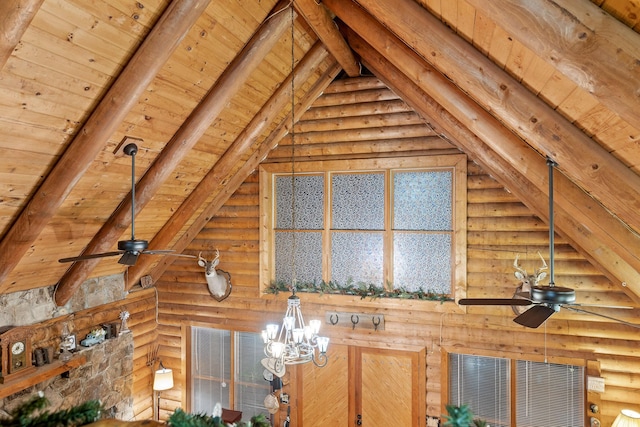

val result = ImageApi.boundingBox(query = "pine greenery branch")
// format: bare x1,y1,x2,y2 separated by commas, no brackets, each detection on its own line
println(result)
27,400,102,427
168,408,223,427
167,409,270,427
443,404,474,427
266,279,451,302
3,393,48,425
0,394,102,427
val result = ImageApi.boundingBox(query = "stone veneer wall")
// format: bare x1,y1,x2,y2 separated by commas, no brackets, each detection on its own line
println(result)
0,274,135,419
0,273,127,327
0,331,134,420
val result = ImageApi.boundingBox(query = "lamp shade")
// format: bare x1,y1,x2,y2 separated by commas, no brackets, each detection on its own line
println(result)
153,367,174,391
612,409,640,427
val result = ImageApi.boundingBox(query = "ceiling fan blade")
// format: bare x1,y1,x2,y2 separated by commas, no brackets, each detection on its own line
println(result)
458,298,532,306
141,250,197,258
58,251,124,263
566,302,633,310
563,306,640,329
163,253,198,259
118,251,140,266
513,305,556,328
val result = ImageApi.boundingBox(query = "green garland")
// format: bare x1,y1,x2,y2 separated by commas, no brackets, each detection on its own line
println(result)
265,279,451,302
167,409,270,427
0,396,270,427
0,393,102,427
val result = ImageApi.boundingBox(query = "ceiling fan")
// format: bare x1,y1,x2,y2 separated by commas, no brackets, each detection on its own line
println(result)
58,143,195,266
458,159,638,329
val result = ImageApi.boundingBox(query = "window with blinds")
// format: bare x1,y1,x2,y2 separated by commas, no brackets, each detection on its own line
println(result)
448,353,584,427
516,360,584,427
449,353,510,427
190,327,270,419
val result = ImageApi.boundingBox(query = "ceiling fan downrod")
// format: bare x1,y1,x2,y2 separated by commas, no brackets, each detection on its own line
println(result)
123,143,138,243
547,157,557,288
118,142,149,259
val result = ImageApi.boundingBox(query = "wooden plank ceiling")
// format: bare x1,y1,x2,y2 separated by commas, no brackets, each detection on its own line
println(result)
0,0,639,306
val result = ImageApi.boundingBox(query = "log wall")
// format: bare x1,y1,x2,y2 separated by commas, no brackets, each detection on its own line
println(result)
151,77,640,426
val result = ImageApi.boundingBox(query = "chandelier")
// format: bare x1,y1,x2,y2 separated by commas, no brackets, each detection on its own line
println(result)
263,289,329,371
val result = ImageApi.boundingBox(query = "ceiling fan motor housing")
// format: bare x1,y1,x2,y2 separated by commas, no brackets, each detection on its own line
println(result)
531,286,576,304
118,239,149,253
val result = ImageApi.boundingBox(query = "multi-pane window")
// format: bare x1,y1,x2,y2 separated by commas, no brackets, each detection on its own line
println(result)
261,155,467,296
190,327,269,419
449,353,585,427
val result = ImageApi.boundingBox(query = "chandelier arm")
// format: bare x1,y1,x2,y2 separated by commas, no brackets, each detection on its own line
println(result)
313,352,329,368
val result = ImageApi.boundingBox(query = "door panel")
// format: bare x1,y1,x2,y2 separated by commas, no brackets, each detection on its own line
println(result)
357,347,425,427
301,344,349,427
298,344,425,427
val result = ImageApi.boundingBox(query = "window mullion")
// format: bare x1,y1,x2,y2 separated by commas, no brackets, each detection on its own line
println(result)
510,358,517,427
323,171,331,282
384,169,392,290
229,332,236,410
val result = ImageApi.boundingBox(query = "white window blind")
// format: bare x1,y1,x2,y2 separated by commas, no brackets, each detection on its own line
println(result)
449,353,510,427
191,327,269,419
516,361,584,427
449,353,585,427
192,327,231,412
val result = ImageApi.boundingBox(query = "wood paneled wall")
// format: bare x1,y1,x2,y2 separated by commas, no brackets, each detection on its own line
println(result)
149,77,640,426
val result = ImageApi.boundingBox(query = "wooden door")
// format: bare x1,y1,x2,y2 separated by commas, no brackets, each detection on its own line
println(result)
297,344,425,426
353,347,426,427
299,343,350,427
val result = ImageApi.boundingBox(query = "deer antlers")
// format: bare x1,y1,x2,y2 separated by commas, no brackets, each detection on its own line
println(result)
514,252,548,287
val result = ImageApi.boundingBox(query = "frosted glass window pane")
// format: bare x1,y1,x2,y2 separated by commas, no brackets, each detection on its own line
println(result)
516,361,584,427
393,233,451,293
449,354,510,427
276,175,323,230
191,327,231,415
332,173,384,230
275,231,322,284
331,232,383,286
235,332,271,419
394,171,452,230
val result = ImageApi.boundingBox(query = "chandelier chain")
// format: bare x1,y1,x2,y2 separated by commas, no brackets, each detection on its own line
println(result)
290,4,297,289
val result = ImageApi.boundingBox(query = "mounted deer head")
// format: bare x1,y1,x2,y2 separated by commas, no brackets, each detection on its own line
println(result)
513,252,548,293
512,253,547,315
198,249,232,302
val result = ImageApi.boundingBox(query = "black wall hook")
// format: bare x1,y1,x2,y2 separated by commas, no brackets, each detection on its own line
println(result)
351,314,360,329
372,316,381,331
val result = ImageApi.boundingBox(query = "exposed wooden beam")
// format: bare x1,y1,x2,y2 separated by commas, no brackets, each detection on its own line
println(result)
466,0,640,132
348,0,640,236
0,0,45,69
329,0,640,303
147,61,343,285
293,0,360,76
124,41,331,288
0,0,210,293
54,0,293,305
